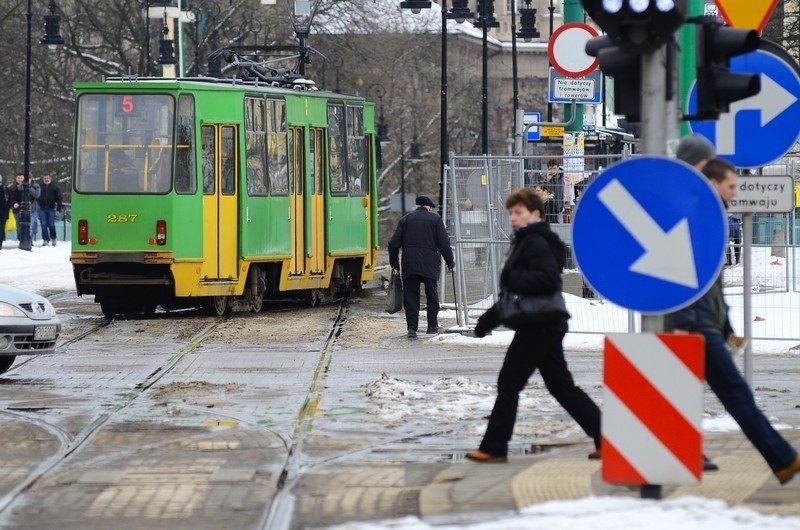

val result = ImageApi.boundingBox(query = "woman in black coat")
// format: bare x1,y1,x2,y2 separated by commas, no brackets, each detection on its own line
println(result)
467,188,601,463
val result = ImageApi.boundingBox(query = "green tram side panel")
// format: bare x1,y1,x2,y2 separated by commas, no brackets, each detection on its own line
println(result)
243,197,291,256
327,197,368,253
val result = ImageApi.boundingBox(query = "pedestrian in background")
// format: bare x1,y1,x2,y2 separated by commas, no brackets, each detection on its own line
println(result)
467,188,601,463
29,177,41,243
666,158,800,485
7,173,40,242
676,133,715,171
388,195,455,339
727,213,742,266
675,132,724,472
0,177,8,249
37,174,63,246
540,159,564,224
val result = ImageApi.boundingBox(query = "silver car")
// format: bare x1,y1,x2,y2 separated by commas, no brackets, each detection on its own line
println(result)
0,285,61,374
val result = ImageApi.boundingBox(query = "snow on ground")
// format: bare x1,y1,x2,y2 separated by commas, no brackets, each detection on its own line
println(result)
4,243,800,529
0,241,74,292
322,496,800,530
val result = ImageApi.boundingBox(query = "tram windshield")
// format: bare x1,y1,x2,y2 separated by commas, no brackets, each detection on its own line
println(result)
75,94,175,194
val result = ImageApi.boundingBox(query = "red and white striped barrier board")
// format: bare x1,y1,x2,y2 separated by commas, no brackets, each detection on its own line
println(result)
602,333,705,486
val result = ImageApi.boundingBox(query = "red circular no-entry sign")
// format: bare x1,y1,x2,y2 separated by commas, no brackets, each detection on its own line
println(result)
548,22,600,78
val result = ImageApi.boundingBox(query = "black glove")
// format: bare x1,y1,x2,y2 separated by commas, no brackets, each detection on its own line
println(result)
474,311,494,338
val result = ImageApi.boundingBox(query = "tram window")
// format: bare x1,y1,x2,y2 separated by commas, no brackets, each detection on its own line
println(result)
346,106,366,196
202,126,215,195
267,99,289,196
74,94,174,194
310,128,324,195
245,97,268,196
221,126,236,195
175,95,196,194
267,133,289,195
327,104,347,194
288,128,304,195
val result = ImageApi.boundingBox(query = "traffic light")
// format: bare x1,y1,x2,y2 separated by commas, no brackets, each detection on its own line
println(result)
585,35,643,123
692,17,760,121
580,0,687,51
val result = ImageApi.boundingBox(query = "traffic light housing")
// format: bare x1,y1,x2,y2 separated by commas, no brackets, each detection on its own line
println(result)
692,17,760,121
580,0,687,51
586,35,643,123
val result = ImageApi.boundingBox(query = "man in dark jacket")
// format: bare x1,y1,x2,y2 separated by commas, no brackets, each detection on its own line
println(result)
37,174,63,246
665,158,800,485
8,173,40,243
388,195,455,339
540,159,564,224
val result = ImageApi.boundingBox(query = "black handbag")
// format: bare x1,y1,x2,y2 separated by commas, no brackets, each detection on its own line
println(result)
499,290,570,329
385,269,403,314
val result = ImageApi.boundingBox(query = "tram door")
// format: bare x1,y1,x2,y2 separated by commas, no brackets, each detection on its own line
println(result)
200,124,239,281
308,128,325,273
363,134,375,271
289,127,305,276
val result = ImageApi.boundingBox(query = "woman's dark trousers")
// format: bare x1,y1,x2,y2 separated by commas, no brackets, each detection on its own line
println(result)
479,320,601,457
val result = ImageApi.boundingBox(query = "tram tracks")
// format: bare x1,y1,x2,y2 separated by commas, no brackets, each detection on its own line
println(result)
0,316,227,520
261,300,349,530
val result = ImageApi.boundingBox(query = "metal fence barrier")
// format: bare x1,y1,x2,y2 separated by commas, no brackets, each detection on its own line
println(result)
442,154,800,342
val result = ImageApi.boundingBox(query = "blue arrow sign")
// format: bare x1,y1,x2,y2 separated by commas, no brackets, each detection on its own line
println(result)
573,157,727,314
687,46,800,169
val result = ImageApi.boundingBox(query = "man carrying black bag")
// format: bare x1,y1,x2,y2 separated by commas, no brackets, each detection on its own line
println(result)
388,195,455,339
385,269,403,314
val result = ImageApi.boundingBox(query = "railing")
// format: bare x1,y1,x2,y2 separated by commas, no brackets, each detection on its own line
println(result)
443,154,800,341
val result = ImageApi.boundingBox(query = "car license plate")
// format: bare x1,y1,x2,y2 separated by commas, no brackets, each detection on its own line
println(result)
34,325,57,341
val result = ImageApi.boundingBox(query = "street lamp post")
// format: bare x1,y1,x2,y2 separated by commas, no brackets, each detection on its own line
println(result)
138,1,172,76
398,115,423,216
514,0,539,154
474,0,498,155
185,0,220,76
401,0,473,211
20,0,63,252
158,13,177,71
547,0,555,121
366,84,389,143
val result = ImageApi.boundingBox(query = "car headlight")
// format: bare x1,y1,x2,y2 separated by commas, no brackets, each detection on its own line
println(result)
0,302,25,317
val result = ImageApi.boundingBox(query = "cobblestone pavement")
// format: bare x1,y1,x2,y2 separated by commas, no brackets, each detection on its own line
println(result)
0,287,798,529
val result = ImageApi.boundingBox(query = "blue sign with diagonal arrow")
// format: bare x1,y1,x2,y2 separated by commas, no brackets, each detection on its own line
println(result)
572,157,728,314
687,43,800,168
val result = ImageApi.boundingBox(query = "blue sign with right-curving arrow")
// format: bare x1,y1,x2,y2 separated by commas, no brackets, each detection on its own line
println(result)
687,42,800,169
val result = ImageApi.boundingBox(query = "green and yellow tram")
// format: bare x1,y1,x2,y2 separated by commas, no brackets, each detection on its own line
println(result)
71,70,379,316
